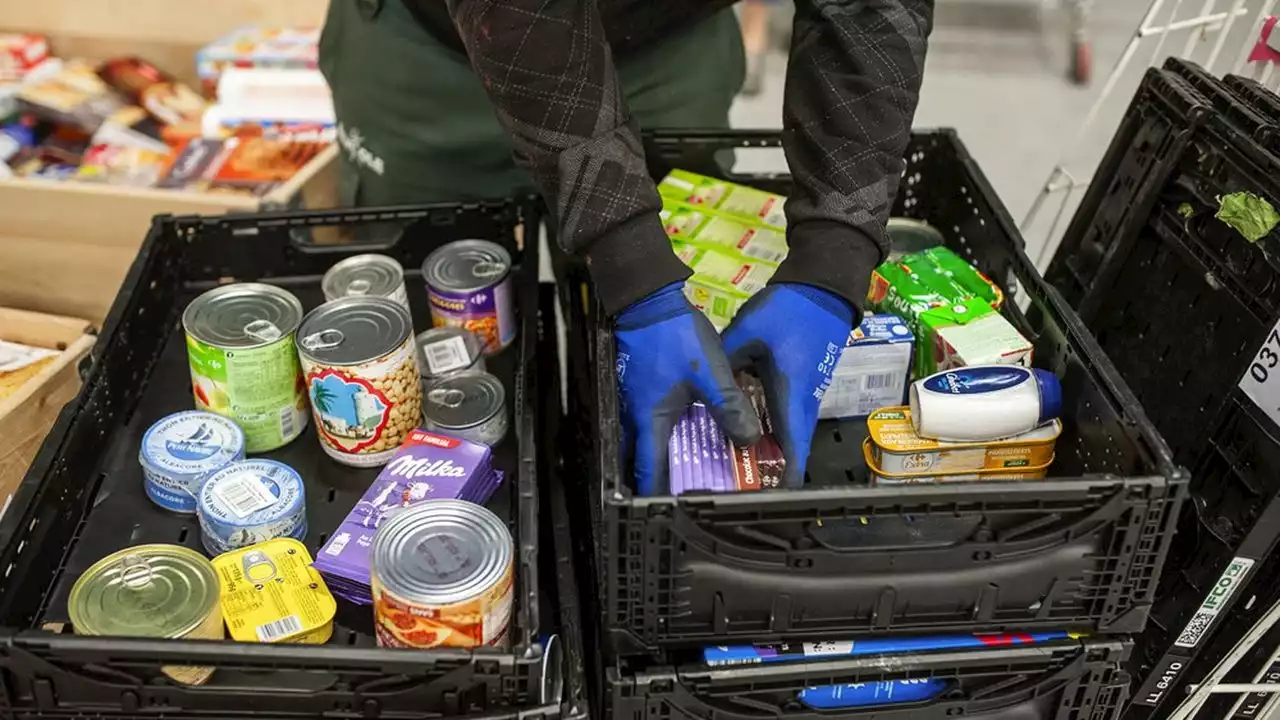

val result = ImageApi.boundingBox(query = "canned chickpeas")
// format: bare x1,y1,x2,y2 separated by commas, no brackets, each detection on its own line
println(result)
68,544,223,685
297,297,422,467
423,240,516,356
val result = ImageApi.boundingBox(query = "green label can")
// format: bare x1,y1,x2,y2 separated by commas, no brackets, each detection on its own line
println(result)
183,283,309,453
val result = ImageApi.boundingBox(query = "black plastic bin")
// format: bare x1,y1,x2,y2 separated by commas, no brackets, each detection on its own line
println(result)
1043,64,1280,718
606,640,1133,720
0,202,574,718
559,130,1188,661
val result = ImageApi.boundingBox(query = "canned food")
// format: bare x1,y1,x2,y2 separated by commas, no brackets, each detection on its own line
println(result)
183,283,309,453
212,538,336,644
862,438,1053,485
140,411,245,513
370,499,513,648
416,327,485,381
422,373,508,446
322,253,410,310
68,544,222,685
866,406,1061,475
297,297,422,467
422,240,516,356
885,218,946,261
197,459,307,555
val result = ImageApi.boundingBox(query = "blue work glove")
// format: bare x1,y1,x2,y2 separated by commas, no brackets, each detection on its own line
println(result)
616,282,763,496
722,283,856,488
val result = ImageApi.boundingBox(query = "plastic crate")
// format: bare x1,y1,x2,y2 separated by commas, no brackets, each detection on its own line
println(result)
0,202,572,718
606,639,1133,720
1041,66,1280,719
572,130,1187,660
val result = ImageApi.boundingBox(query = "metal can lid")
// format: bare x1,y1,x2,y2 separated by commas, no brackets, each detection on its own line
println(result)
183,283,304,349
198,459,305,528
416,328,484,377
139,411,245,478
69,544,218,639
322,254,405,301
296,296,412,366
423,373,505,430
422,240,512,294
372,499,512,605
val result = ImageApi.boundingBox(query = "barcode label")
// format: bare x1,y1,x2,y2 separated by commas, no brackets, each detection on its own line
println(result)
425,336,471,375
279,406,295,439
864,373,899,390
212,475,277,519
1174,556,1255,648
803,641,854,657
325,532,350,556
256,614,303,642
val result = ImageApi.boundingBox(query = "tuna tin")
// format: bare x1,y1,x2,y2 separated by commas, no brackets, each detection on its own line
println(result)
422,372,508,446
69,544,223,685
197,459,307,555
423,240,516,356
183,283,309,453
212,538,336,644
370,499,514,648
322,253,411,310
866,406,1061,476
140,411,245,513
862,438,1053,485
416,327,485,381
297,297,422,467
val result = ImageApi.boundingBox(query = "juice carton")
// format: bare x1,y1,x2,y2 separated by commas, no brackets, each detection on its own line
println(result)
865,262,952,325
658,169,786,230
918,298,1032,375
819,314,914,419
660,198,787,265
919,247,1004,309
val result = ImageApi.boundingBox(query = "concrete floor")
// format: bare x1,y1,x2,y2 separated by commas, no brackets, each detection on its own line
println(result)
729,0,1155,263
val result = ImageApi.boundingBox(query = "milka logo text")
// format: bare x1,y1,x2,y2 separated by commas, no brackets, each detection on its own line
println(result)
385,455,468,479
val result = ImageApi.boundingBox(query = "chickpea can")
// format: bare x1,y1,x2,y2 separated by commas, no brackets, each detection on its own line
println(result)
297,297,421,467
422,240,516,356
371,499,513,649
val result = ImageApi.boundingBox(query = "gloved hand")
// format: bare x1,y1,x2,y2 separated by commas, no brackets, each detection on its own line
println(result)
722,283,856,488
616,282,763,496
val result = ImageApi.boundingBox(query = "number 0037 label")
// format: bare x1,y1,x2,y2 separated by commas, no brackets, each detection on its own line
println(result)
1239,322,1280,428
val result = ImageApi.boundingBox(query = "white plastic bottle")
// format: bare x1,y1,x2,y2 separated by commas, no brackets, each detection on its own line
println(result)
909,366,1063,442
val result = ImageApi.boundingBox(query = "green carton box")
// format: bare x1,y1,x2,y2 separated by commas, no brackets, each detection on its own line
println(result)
660,199,787,265
658,169,786,230
918,298,1032,375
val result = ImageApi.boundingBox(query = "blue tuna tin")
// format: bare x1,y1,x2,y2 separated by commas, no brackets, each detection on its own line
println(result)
197,459,306,555
139,411,245,513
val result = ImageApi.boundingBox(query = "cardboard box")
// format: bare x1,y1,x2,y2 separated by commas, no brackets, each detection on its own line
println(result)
0,306,95,510
0,0,336,326
819,313,914,419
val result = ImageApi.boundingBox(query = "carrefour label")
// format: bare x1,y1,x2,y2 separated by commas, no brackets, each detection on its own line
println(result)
141,411,245,476
921,367,1030,395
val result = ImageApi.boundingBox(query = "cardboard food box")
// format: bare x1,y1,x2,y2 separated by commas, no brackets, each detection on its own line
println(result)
0,306,95,510
0,0,336,326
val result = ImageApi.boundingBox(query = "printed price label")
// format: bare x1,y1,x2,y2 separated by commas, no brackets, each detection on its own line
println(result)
1239,324,1280,428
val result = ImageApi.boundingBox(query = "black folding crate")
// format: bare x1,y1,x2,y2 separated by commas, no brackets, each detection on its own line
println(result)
606,640,1132,720
1041,65,1280,719
567,130,1187,660
0,202,569,718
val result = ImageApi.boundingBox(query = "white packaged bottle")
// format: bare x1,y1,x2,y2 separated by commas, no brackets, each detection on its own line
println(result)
909,366,1063,442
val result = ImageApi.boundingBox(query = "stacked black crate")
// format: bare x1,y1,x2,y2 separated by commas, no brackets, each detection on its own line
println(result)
558,130,1190,720
1046,61,1280,720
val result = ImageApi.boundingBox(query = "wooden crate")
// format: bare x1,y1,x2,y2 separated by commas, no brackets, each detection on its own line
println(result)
0,307,96,511
0,0,338,326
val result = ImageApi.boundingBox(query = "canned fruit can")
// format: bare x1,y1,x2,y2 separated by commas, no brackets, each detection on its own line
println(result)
866,406,1060,475
371,499,514,648
422,240,516,356
422,372,508,446
322,253,411,310
862,438,1052,485
416,327,485,381
68,544,223,685
183,283,309,453
198,459,307,555
139,411,245,513
297,297,422,467
212,538,336,644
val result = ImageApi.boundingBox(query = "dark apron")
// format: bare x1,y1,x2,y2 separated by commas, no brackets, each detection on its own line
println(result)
318,0,745,206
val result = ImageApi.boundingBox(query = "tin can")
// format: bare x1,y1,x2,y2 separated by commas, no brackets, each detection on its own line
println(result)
422,373,508,446
422,240,516,356
297,297,422,467
416,327,486,381
68,544,223,685
183,283,309,453
862,438,1053,485
212,538,336,644
139,411,245,513
197,459,307,555
370,499,513,648
866,406,1061,475
885,218,946,261
322,253,411,310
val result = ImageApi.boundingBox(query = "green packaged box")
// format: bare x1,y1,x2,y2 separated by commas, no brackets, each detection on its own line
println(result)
658,169,786,230
865,261,953,324
660,199,788,265
918,298,1032,375
917,246,1004,309
670,240,775,331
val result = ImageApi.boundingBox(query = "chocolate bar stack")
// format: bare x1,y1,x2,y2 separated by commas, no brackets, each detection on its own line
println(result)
668,374,786,495
313,429,504,604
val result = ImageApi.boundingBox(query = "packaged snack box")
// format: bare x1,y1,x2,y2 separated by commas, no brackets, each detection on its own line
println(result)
17,60,123,132
919,247,1004,309
819,314,914,420
866,406,1060,476
919,298,1032,374
660,198,787,265
0,34,49,82
658,169,786,230
196,27,320,97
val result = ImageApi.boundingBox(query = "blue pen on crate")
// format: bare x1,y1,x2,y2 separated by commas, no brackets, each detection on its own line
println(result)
799,679,949,709
703,631,1076,667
